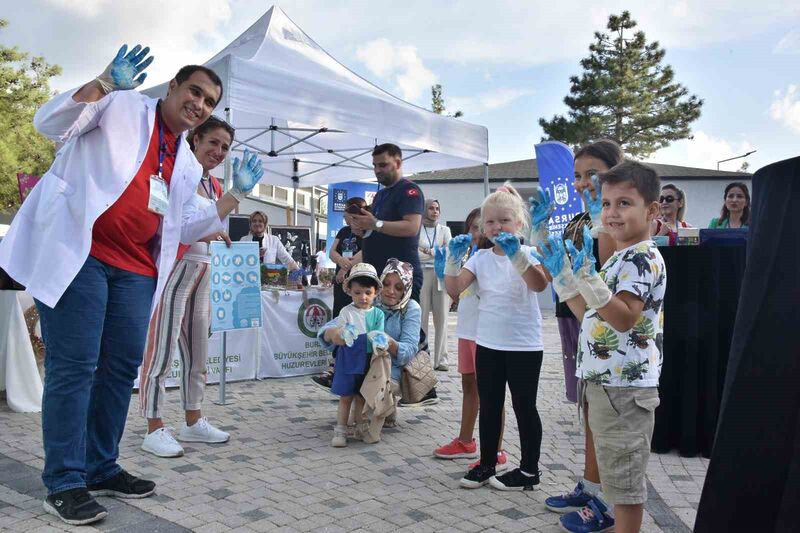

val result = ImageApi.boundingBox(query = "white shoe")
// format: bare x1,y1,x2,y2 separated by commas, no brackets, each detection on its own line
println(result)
142,427,184,458
331,425,347,447
177,417,230,443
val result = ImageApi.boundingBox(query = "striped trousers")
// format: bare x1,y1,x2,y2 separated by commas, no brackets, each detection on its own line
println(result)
139,259,211,419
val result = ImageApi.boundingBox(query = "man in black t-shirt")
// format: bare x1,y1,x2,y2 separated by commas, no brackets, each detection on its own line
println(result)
350,143,424,301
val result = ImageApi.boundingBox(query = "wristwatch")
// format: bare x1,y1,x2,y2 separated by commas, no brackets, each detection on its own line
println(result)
375,220,384,232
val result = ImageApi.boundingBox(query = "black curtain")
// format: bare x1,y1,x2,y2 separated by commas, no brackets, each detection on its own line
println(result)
694,157,800,532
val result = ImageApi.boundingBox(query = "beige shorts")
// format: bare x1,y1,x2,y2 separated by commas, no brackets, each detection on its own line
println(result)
585,383,660,505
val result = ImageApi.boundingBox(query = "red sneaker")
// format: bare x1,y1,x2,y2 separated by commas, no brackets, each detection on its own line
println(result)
469,450,509,473
434,438,478,459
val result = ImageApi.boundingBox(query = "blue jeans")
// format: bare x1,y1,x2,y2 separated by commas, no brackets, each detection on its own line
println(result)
36,256,155,495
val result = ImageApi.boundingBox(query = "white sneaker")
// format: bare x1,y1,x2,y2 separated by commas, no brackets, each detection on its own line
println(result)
331,425,347,447
177,417,230,443
141,427,184,458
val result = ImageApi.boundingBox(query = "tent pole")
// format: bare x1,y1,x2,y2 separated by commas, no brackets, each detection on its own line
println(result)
292,159,299,225
224,107,233,193
483,162,489,197
310,186,317,253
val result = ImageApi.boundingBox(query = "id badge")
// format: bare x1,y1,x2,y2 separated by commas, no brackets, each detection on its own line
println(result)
148,175,169,216
343,251,353,258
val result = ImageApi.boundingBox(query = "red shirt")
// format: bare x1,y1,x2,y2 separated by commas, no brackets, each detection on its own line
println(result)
90,112,177,277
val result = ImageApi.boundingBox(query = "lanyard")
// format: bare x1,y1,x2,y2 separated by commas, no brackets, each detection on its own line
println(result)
157,102,180,179
200,177,216,200
423,224,438,249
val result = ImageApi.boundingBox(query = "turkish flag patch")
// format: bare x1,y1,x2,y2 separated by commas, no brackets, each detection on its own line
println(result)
406,188,419,197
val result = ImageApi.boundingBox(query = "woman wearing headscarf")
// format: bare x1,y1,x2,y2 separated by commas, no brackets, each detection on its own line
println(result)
417,199,452,370
318,258,431,434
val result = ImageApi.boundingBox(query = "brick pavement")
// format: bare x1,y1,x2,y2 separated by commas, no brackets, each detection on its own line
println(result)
0,313,706,532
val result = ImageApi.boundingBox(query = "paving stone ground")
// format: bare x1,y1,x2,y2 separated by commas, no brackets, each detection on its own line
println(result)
0,313,706,532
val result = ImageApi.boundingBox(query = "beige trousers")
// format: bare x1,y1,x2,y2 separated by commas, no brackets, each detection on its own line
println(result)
420,267,449,367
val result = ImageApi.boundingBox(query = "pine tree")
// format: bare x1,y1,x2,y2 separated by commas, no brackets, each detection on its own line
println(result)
539,11,702,158
431,84,463,118
0,19,61,209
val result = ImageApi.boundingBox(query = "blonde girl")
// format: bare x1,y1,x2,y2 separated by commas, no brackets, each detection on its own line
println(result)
443,183,548,491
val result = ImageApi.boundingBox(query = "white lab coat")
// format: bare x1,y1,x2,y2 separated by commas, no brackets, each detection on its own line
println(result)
0,88,224,311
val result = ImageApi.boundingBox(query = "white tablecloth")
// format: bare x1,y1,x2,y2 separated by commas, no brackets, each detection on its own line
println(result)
0,291,43,412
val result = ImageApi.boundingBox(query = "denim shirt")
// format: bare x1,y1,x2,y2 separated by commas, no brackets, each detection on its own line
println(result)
319,300,421,381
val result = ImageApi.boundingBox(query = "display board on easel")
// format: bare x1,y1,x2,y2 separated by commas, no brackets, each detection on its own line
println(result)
270,225,311,265
228,214,252,242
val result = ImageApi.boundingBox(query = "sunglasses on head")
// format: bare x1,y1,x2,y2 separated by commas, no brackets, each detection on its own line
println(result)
660,195,676,203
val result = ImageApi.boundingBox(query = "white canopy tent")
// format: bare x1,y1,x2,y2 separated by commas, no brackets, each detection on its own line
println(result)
145,5,489,237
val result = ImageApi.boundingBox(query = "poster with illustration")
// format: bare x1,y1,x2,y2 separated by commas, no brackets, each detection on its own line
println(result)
210,242,262,332
270,225,311,265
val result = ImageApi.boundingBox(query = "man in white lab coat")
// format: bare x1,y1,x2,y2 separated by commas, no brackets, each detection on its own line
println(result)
0,44,264,526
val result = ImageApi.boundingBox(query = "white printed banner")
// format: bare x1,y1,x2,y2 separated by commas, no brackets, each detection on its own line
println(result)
258,288,334,378
133,328,258,389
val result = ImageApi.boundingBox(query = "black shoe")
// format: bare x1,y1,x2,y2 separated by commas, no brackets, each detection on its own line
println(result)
459,463,496,489
311,372,333,392
398,388,439,408
489,468,540,491
87,470,156,499
43,488,108,525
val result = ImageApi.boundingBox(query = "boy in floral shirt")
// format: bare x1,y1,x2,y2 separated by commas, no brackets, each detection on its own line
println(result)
535,160,665,533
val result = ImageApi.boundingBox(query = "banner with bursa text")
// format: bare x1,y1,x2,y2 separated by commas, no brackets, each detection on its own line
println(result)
326,181,380,253
534,141,581,236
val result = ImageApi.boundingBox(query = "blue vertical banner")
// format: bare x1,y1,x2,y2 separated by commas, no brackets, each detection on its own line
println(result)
326,181,380,252
534,141,581,236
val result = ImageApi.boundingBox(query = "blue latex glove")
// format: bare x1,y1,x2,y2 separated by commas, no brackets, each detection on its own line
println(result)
495,232,520,257
531,236,580,301
496,232,533,276
565,224,612,308
96,44,154,93
368,331,389,352
444,234,472,276
582,174,604,236
565,225,597,277
530,235,567,278
447,234,472,263
529,187,555,246
231,148,264,201
288,268,306,283
342,323,358,347
434,246,446,280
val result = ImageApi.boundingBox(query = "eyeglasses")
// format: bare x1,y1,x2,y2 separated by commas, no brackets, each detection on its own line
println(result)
660,195,676,204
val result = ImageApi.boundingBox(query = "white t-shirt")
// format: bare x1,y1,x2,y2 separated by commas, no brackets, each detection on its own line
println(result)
577,240,666,387
455,280,479,341
463,246,543,351
315,250,329,271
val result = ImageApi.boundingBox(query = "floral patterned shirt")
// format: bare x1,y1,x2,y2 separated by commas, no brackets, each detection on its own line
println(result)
577,240,667,387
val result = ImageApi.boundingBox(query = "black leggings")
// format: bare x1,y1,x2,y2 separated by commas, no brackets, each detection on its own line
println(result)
476,345,544,473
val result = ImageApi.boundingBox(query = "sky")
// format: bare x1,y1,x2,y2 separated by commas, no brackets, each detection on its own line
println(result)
3,0,798,173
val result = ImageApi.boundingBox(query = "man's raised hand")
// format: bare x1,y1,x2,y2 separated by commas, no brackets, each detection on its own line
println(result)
96,44,154,94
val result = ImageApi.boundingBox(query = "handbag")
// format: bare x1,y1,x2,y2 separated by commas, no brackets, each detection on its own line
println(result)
400,349,437,403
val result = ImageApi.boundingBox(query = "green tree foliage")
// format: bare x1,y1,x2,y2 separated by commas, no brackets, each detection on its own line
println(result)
539,11,703,158
431,84,463,118
0,19,62,209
